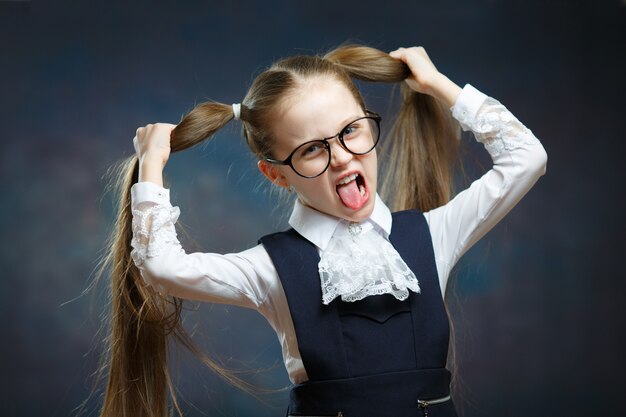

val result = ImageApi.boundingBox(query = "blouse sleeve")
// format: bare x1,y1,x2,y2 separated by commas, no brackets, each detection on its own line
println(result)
423,83,548,295
129,181,276,311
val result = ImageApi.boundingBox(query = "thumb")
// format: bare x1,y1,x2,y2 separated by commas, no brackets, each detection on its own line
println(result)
388,47,406,59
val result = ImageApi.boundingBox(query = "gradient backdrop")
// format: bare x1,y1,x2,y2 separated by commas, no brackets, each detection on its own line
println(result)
1,1,625,416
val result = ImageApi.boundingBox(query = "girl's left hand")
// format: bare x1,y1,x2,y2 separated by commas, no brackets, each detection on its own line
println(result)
389,46,441,95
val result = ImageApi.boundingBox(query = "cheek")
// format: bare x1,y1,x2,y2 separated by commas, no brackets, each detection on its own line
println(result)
281,168,305,188
293,177,336,204
364,154,378,180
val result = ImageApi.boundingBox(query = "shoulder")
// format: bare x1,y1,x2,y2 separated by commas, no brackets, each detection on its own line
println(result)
391,209,426,223
227,243,277,277
258,227,316,250
391,208,425,216
232,243,279,297
258,227,299,243
389,209,432,241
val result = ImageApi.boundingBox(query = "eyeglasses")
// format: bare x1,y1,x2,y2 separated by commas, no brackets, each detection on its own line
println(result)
264,110,382,178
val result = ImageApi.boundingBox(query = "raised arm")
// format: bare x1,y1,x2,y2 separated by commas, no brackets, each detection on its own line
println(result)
388,47,548,295
131,124,276,310
423,82,548,294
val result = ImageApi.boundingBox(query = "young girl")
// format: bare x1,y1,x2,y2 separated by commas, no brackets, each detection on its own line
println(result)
99,44,547,417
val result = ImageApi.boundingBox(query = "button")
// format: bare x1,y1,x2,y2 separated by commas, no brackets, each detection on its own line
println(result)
348,222,362,236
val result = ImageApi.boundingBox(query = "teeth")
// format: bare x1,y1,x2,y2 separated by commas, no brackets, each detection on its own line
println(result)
337,173,358,185
359,185,365,196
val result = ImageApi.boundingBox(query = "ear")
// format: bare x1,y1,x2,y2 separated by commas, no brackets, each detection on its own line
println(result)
257,160,291,189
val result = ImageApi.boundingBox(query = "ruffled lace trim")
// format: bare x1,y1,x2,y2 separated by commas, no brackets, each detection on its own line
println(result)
456,96,542,158
130,202,183,268
318,225,420,305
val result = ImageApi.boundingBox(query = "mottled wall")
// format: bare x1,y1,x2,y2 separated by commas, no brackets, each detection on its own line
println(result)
1,1,624,416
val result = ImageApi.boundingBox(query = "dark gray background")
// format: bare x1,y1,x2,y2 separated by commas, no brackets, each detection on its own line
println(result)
1,1,625,416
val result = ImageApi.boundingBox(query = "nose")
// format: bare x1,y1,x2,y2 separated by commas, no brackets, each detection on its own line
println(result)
329,137,353,167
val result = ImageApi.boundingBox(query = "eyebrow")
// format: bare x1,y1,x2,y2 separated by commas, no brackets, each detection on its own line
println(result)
311,114,363,142
283,114,366,151
338,114,363,128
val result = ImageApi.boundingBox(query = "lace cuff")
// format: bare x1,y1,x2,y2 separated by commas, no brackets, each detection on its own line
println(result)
130,201,184,269
452,84,542,158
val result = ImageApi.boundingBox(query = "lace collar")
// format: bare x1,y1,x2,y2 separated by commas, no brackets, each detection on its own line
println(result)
287,194,420,304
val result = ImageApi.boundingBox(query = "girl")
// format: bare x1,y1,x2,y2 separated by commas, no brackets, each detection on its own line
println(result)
98,44,547,417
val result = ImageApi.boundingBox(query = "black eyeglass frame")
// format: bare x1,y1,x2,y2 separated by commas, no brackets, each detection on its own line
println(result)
264,110,382,179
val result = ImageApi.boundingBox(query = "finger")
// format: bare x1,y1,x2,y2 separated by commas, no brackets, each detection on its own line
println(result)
156,122,178,130
389,47,406,57
389,50,408,63
145,122,174,131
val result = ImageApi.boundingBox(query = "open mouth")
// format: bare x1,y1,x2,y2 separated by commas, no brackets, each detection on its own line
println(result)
335,172,369,210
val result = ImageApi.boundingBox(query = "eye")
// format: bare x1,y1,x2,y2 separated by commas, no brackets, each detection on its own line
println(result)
303,143,322,154
342,123,361,140
296,141,326,159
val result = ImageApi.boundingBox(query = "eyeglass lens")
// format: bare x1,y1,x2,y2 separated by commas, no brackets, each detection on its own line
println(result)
291,117,379,177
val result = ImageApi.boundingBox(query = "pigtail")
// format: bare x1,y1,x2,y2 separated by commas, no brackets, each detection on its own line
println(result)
171,101,239,151
324,44,462,212
381,83,461,212
96,100,264,417
323,44,411,82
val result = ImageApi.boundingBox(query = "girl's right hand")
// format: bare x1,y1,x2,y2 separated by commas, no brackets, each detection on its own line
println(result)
133,123,177,168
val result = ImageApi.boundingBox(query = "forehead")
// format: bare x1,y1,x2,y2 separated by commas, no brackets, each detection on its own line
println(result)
271,77,363,152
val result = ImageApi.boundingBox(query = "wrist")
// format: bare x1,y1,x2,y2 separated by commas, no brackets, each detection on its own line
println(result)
140,154,165,170
427,73,462,108
139,157,164,187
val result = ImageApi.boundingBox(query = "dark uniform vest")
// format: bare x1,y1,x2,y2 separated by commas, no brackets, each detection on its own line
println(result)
259,210,458,417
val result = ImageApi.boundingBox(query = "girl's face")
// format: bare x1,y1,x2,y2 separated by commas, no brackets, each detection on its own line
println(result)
258,76,378,223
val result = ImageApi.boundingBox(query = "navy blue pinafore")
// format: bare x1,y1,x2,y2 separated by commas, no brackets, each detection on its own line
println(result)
259,210,458,417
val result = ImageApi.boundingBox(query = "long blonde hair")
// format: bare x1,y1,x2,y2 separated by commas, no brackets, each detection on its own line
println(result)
94,42,463,417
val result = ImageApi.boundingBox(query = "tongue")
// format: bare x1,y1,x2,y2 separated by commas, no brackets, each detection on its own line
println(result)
337,179,363,209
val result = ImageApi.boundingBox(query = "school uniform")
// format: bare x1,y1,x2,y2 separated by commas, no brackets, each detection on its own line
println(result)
261,209,456,416
128,84,548,415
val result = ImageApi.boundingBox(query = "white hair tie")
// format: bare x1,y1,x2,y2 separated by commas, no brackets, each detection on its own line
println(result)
232,103,241,120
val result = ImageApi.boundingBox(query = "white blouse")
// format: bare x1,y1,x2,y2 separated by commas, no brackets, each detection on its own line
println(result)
129,83,548,385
